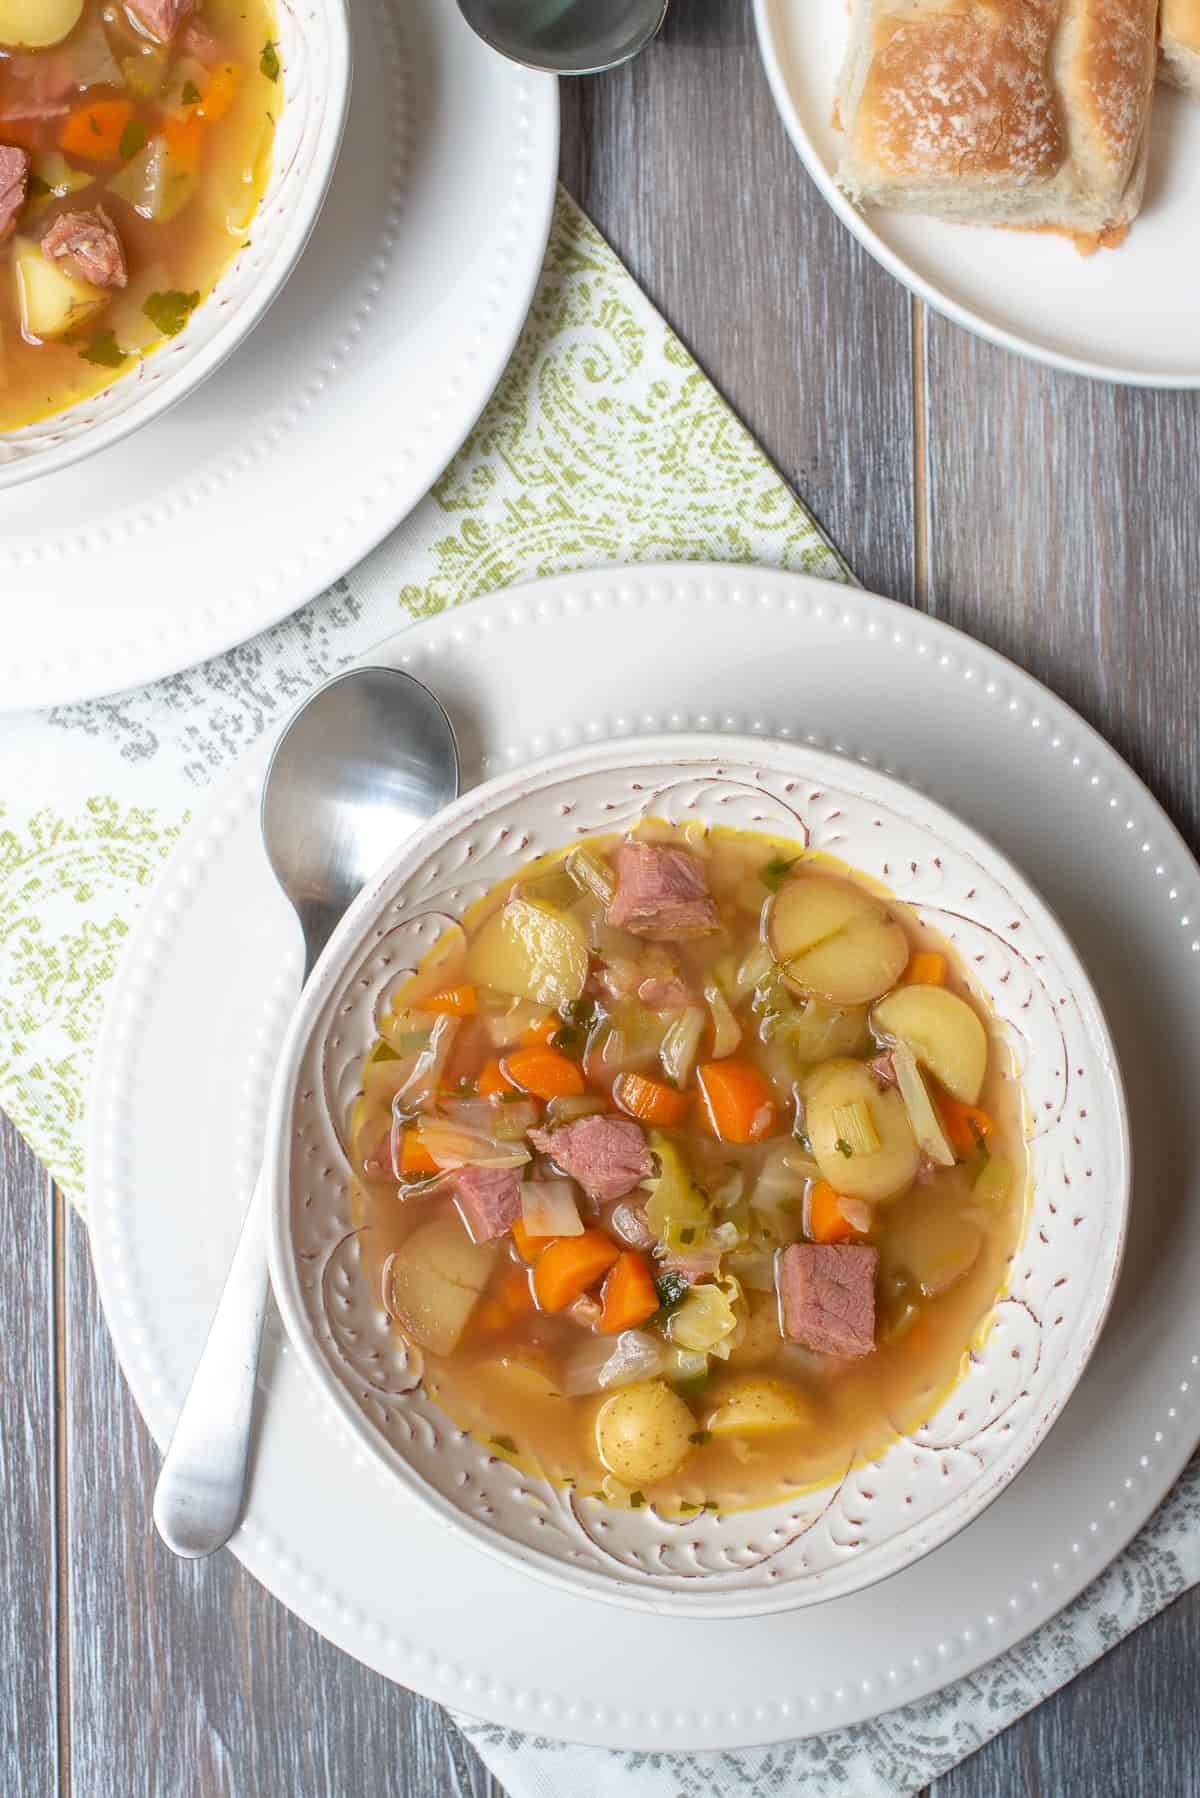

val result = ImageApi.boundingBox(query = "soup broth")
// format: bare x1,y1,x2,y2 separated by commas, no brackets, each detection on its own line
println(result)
0,0,277,429
351,824,1029,1516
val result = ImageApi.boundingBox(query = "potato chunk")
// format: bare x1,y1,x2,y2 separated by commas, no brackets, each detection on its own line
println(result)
883,1190,982,1297
0,0,83,49
594,1379,694,1485
706,1376,809,1436
871,986,988,1105
13,237,104,341
769,876,909,1006
389,1217,496,1356
806,1058,920,1202
466,897,588,1007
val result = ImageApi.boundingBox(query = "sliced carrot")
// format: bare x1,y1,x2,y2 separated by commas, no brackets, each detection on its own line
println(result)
903,952,946,987
163,111,202,174
478,1056,516,1100
936,1093,995,1159
417,984,477,1017
59,100,136,161
398,1130,439,1177
597,1250,659,1334
511,1216,556,1264
612,1070,690,1127
806,1179,855,1244
696,1060,778,1143
197,59,241,123
519,1015,559,1048
532,1228,620,1312
502,1044,585,1101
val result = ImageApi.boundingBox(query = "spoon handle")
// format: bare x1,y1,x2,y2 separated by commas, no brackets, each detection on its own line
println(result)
152,1167,271,1558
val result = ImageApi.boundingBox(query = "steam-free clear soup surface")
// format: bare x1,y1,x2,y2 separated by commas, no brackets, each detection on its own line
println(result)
351,824,1028,1516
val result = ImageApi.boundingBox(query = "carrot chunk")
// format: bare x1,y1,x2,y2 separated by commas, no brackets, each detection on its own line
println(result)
59,100,136,161
519,1015,559,1048
417,984,477,1017
197,59,241,123
936,1093,995,1158
696,1060,777,1143
510,1216,555,1263
532,1229,620,1312
597,1250,659,1333
478,1056,516,1100
163,112,202,174
398,1131,439,1177
903,952,946,987
806,1179,855,1244
502,1045,585,1100
612,1070,690,1127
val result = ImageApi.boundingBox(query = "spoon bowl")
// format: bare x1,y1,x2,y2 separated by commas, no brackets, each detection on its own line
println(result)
455,0,668,75
152,665,459,1559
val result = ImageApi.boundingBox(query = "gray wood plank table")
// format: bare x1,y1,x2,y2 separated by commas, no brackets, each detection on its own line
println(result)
4,1,1200,1792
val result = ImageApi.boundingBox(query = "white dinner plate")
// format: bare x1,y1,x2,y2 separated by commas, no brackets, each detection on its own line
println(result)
754,0,1200,387
88,564,1200,1749
0,0,557,712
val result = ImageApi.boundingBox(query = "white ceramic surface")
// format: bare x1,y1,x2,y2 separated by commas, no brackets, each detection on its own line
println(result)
87,565,1200,1747
0,0,350,490
0,0,557,710
265,735,1127,1617
754,0,1200,387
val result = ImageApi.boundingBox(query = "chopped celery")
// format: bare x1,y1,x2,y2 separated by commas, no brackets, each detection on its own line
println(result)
565,843,616,905
830,1100,880,1157
659,1006,705,1086
642,1133,710,1250
891,1042,955,1167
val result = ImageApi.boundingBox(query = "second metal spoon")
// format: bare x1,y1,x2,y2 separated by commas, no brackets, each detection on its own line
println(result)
152,666,459,1559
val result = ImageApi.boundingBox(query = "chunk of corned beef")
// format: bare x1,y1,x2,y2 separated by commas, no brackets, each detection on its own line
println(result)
0,147,29,244
126,0,192,42
606,842,719,939
448,1166,523,1243
778,1243,877,1358
637,972,695,1011
42,205,127,288
528,1114,652,1204
2,52,75,119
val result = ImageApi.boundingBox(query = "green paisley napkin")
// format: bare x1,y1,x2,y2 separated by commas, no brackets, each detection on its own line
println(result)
1,188,1196,1798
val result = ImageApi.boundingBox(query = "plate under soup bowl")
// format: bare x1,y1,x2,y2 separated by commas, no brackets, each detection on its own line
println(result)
0,0,349,488
264,733,1129,1616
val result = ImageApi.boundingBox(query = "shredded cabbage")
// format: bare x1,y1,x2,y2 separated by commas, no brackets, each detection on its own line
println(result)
660,1006,705,1086
521,1179,583,1239
562,1329,666,1396
415,1117,530,1172
667,1275,744,1359
643,1134,711,1250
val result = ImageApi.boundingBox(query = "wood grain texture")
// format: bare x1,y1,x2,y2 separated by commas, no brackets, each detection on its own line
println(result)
63,1210,498,1798
0,1114,58,1798
559,0,916,603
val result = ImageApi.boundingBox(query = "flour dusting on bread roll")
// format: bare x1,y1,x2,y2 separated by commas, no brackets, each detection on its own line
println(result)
1161,0,1200,95
836,0,1158,250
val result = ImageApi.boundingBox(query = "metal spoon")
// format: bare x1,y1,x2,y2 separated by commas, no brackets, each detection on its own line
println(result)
153,666,459,1559
456,0,668,75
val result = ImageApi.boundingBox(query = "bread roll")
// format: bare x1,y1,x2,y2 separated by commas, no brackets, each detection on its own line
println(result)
1161,0,1200,95
836,0,1159,250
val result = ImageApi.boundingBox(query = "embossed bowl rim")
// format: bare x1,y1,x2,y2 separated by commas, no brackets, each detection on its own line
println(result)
0,0,351,490
264,732,1130,1615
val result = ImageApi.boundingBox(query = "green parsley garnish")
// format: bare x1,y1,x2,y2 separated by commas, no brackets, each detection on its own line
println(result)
180,78,201,105
687,1430,711,1446
89,112,102,136
79,331,127,369
142,289,200,337
835,1138,854,1159
260,37,280,80
679,1226,696,1245
968,1115,990,1158
760,855,800,892
119,119,146,159
702,1501,720,1513
776,1195,801,1216
629,1490,646,1509
653,1271,690,1318
679,1500,700,1514
489,1435,518,1455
